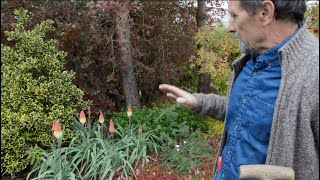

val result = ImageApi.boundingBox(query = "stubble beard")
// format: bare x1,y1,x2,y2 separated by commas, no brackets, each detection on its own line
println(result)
235,32,260,57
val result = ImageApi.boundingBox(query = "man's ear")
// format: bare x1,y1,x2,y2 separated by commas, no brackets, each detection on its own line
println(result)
259,0,275,25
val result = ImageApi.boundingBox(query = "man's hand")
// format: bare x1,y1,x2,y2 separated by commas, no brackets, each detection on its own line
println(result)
159,84,198,109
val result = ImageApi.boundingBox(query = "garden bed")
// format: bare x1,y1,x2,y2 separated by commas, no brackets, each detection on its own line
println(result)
2,136,220,180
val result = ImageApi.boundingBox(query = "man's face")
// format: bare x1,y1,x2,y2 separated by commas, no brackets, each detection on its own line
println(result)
236,32,250,55
228,0,265,56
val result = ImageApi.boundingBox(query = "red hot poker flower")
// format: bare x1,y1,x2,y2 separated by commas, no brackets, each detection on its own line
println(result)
109,119,115,133
79,110,86,125
52,120,62,140
127,105,132,117
99,111,104,124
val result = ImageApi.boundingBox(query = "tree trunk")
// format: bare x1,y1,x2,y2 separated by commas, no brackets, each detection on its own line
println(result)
115,1,141,109
196,0,211,93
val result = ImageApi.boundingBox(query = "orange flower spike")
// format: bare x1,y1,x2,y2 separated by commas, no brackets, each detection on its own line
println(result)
52,120,62,131
52,120,63,140
99,111,104,124
109,119,115,133
127,105,132,117
79,110,86,125
138,124,142,135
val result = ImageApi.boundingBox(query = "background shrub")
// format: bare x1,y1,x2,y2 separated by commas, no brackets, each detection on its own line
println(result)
189,24,240,95
204,119,224,138
160,128,214,173
1,8,89,176
111,104,219,174
111,104,209,141
305,3,319,39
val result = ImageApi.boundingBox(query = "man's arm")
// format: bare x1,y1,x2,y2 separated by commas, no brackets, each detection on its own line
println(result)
192,93,227,121
159,84,227,120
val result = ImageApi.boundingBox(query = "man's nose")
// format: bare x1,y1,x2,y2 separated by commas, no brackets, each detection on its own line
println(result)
227,19,236,32
227,22,236,33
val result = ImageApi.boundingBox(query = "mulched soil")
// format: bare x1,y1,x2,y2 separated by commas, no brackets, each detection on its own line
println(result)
135,156,215,180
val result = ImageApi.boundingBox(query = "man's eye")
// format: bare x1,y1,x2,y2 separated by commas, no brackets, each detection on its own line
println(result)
228,12,237,20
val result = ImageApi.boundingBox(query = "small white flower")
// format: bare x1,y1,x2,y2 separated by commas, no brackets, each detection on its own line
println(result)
176,148,180,152
183,141,187,144
175,145,180,148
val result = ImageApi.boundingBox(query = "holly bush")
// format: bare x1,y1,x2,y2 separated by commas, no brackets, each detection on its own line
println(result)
1,8,90,176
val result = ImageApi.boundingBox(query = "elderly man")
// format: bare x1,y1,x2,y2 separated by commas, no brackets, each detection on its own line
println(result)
159,0,319,179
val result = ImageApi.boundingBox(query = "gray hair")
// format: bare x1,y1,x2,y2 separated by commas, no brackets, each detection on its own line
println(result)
239,0,306,24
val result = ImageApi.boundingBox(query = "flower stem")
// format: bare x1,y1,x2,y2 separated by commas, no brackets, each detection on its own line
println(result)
58,140,62,171
88,114,91,129
112,134,114,152
101,125,104,140
129,117,132,135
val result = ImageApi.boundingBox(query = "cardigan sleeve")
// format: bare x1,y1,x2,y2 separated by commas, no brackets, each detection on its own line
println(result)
191,93,227,121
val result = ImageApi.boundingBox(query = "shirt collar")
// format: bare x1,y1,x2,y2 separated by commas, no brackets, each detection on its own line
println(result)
254,23,302,64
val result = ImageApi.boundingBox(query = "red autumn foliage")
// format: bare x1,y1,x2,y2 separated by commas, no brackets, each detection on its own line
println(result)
1,0,226,115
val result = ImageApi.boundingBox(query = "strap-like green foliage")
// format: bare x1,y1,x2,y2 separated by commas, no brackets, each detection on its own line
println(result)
27,120,161,180
1,8,90,176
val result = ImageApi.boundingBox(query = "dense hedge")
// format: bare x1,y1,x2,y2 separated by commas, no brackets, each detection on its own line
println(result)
1,8,90,176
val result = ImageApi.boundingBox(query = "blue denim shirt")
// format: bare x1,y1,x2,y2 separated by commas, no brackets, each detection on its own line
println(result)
214,26,300,180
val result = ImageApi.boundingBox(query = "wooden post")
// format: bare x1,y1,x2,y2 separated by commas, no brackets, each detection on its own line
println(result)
239,165,295,180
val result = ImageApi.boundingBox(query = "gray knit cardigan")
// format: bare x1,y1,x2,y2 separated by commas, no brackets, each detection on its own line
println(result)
192,24,319,180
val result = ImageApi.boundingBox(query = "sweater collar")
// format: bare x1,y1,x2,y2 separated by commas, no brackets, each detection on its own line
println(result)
254,24,301,65
278,23,319,75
